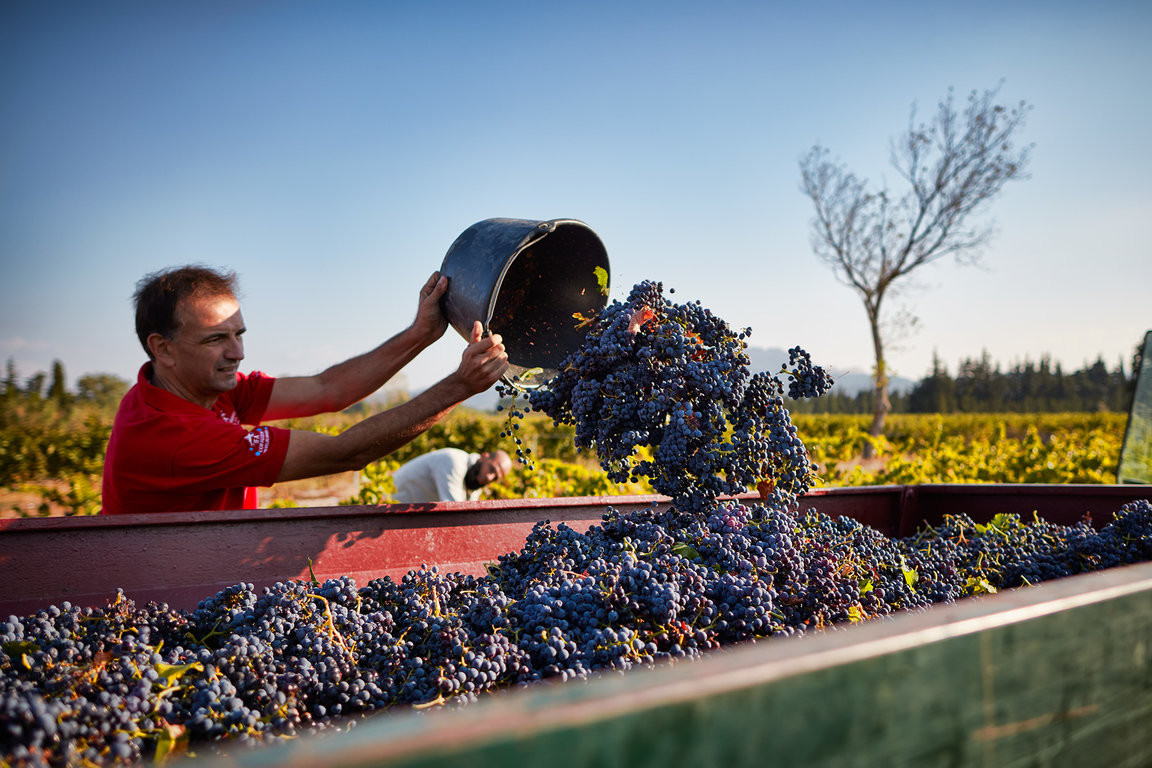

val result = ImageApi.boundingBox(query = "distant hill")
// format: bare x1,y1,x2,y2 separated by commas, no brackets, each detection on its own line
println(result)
451,346,914,412
745,347,915,397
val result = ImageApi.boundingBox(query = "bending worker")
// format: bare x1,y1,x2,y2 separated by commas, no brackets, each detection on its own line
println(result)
101,265,508,515
391,448,513,503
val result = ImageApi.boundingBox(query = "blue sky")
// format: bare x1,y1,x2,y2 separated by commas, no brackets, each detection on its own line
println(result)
2,1,1149,399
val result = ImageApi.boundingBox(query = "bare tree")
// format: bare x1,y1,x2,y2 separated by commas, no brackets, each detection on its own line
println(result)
800,84,1032,456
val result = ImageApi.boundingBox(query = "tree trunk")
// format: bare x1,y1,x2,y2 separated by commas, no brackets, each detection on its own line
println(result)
864,373,891,459
863,303,890,460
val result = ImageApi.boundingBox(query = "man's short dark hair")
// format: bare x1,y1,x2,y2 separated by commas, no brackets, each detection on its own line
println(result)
134,265,240,358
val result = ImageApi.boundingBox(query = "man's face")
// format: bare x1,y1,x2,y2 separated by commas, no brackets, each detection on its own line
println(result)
155,293,246,404
474,451,513,487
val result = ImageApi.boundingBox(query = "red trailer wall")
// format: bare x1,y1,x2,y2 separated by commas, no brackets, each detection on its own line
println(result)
1,485,1146,618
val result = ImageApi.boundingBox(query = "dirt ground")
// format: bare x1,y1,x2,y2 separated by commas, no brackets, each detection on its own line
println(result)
1,472,363,518
0,487,54,518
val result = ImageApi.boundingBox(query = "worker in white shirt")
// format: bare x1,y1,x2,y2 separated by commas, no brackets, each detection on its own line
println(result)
391,447,513,503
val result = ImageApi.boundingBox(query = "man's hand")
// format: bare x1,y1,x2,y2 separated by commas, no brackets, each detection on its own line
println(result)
411,272,450,344
454,320,509,394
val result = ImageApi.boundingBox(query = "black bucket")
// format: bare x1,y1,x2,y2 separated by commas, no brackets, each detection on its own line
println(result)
439,218,610,385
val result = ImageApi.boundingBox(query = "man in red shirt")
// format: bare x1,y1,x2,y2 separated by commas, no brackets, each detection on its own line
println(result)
101,265,507,515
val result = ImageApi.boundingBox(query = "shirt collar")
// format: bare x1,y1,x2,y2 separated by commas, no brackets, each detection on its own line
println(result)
137,362,219,414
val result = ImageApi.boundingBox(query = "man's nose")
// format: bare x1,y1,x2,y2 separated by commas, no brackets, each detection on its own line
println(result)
226,336,244,360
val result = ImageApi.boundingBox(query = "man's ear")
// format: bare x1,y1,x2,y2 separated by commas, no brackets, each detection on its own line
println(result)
147,333,173,365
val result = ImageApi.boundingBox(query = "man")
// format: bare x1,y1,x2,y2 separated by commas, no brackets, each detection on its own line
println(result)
101,265,508,515
391,448,513,503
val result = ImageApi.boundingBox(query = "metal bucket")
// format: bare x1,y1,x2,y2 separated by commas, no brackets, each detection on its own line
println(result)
439,218,610,384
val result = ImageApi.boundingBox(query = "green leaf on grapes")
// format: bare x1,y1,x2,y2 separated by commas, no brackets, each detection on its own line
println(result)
154,661,205,701
154,734,174,766
154,661,203,685
308,557,320,586
594,266,609,296
2,640,39,656
154,720,189,765
518,367,545,382
847,604,866,623
672,542,701,560
965,576,999,595
899,556,918,589
976,513,1015,538
858,578,874,594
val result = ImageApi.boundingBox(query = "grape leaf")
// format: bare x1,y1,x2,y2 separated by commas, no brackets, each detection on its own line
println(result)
572,311,595,329
627,306,656,335
899,556,918,589
965,576,999,595
2,640,39,656
154,661,203,685
756,478,774,500
975,514,1014,538
154,720,189,765
594,266,609,296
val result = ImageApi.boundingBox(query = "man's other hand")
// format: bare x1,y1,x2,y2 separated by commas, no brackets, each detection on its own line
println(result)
456,320,509,393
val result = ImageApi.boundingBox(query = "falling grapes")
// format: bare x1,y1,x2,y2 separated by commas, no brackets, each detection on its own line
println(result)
525,280,834,514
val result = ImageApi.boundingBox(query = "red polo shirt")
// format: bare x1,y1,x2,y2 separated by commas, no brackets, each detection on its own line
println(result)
100,363,291,514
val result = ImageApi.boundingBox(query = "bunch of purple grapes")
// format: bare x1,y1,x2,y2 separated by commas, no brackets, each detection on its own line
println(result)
4,499,1151,765
527,280,834,514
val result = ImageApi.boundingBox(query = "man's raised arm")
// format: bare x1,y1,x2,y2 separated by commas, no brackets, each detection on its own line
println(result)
276,321,507,482
263,272,451,420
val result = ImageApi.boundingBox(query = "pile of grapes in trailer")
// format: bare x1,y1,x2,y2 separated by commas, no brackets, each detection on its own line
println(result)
3,281,1150,767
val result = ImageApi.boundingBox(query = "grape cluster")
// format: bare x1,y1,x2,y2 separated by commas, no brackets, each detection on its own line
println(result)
526,281,832,514
4,499,1152,765
3,280,1150,766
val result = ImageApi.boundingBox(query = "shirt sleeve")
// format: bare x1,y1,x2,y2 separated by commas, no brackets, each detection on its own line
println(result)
169,420,290,492
229,370,276,426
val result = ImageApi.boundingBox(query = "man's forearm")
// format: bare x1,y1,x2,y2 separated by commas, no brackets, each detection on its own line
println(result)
277,373,476,481
340,374,472,460
275,319,506,483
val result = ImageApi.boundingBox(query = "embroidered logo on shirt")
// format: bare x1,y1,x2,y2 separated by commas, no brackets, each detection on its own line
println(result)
243,427,271,457
219,409,241,426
